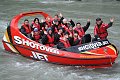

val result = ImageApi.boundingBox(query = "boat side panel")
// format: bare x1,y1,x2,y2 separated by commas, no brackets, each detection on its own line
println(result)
12,44,115,68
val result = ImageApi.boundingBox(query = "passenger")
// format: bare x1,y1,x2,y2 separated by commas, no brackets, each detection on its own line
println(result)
59,13,75,30
61,18,69,30
74,19,90,38
58,13,64,24
40,19,46,31
57,31,71,49
53,14,60,21
67,24,74,37
41,28,55,47
54,27,64,45
31,18,41,31
72,30,81,46
41,23,49,36
52,19,60,33
20,19,32,39
94,17,114,40
45,17,53,27
32,28,41,42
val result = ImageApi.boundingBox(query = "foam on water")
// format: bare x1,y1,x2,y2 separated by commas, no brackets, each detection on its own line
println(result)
0,20,9,31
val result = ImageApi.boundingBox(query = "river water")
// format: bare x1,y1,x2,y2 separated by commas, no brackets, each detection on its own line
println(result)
0,0,120,80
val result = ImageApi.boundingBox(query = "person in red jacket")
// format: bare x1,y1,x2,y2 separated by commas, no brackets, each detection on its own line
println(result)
31,18,41,31
40,23,49,36
67,24,74,37
20,19,32,39
32,28,41,42
74,19,90,38
53,14,60,22
45,17,53,27
57,31,71,50
59,13,75,31
94,17,114,40
41,28,55,47
52,19,60,33
54,27,64,45
72,30,81,46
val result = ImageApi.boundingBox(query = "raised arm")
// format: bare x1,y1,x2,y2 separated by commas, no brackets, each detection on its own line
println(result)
107,18,114,28
82,19,90,32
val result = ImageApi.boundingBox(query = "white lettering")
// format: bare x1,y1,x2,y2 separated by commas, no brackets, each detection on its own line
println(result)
22,39,29,46
35,44,39,50
78,42,104,51
29,42,35,48
45,47,50,52
103,41,109,45
31,51,48,61
39,46,45,50
14,36,22,44
49,48,54,53
14,36,60,54
56,50,60,54
97,42,102,46
31,51,38,59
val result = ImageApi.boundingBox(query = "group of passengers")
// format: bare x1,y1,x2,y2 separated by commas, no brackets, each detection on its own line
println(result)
20,13,114,49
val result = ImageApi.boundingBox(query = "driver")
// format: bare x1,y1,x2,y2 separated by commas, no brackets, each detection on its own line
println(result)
94,17,114,40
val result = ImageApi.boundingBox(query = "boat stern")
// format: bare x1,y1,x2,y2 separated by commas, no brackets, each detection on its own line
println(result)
2,27,19,54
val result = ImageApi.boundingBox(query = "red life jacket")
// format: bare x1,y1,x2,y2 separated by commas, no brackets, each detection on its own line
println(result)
74,27,85,38
58,33,64,40
46,34,54,47
33,31,40,42
52,24,61,33
32,22,40,31
94,23,108,40
67,30,74,37
52,26,59,33
22,24,31,34
54,27,58,33
45,20,53,27
61,23,69,30
60,39,71,48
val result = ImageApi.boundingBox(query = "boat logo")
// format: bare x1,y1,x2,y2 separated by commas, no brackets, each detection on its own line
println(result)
30,51,48,61
78,40,110,51
14,36,60,54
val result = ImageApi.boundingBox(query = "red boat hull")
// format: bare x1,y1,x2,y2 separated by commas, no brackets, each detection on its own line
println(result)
2,11,119,68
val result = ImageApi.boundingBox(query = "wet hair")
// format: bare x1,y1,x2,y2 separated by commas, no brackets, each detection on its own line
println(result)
33,18,40,23
24,19,29,22
76,22,81,25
